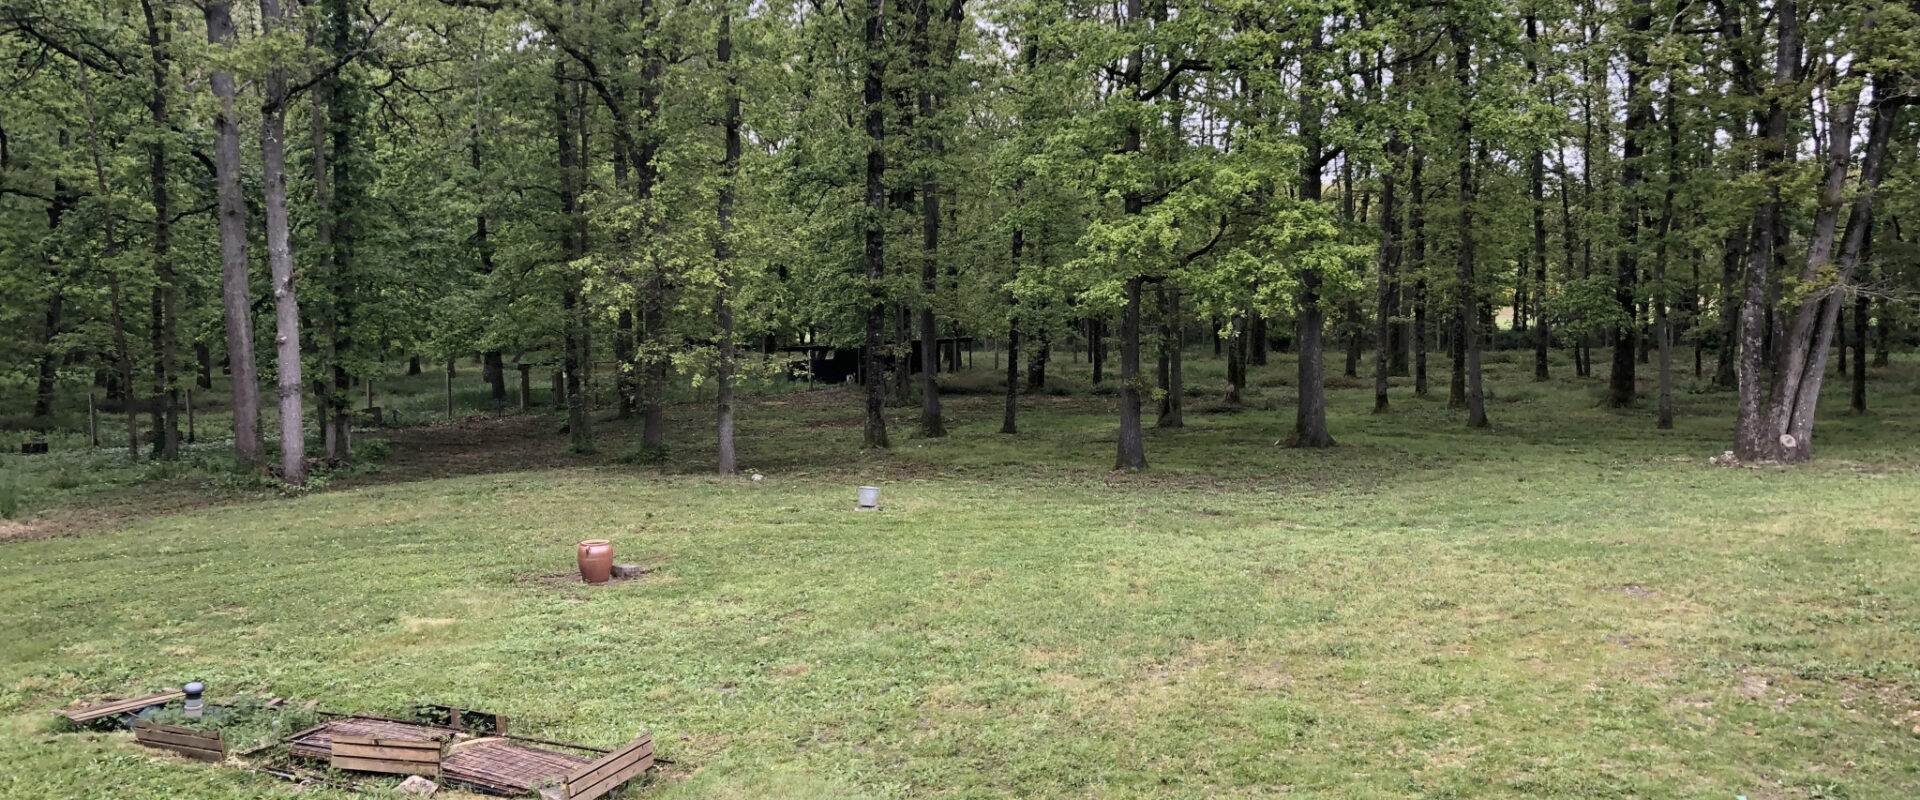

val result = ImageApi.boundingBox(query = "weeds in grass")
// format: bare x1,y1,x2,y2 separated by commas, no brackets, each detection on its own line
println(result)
621,443,672,465
144,700,322,754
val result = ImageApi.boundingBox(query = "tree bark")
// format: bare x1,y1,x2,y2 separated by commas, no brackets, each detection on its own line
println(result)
1116,278,1147,469
1653,81,1681,430
1409,147,1429,397
554,59,592,454
1733,0,1799,461
913,0,949,438
1769,73,1898,460
1003,223,1022,434
715,10,740,474
1607,0,1652,409
1287,20,1334,448
205,0,263,466
1374,135,1403,413
1158,287,1183,427
32,286,63,419
1526,18,1550,381
142,0,181,460
1454,33,1487,430
1227,312,1246,404
861,0,890,448
1851,248,1869,414
259,0,307,483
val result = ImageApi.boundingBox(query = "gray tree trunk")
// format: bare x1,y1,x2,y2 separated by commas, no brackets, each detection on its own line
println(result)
205,0,262,466
259,0,307,484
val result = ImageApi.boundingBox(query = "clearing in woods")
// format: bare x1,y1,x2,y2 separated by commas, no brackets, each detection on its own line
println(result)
2,351,1918,799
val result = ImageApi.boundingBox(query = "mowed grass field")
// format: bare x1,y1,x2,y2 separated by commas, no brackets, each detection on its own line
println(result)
2,348,1918,799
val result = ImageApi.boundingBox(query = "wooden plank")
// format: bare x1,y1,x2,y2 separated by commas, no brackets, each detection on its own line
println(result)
63,691,185,723
136,740,225,760
334,735,442,761
330,755,441,777
133,720,225,762
134,720,222,741
564,734,653,800
137,728,222,750
334,745,442,763
335,734,443,750
330,734,442,776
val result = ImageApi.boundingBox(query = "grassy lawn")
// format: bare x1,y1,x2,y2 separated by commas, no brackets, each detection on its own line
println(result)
2,350,1918,799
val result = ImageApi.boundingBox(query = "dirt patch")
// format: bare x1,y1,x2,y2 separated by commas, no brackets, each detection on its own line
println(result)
516,568,656,588
0,478,245,543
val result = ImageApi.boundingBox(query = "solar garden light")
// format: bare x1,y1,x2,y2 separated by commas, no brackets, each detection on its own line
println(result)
857,486,881,510
182,682,206,718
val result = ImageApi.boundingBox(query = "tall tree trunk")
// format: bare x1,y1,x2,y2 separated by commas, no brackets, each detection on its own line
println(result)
1653,82,1682,429
1158,287,1183,427
80,67,138,457
32,289,63,419
1526,18,1550,381
470,85,507,409
314,0,354,463
142,0,181,460
715,10,740,474
1002,319,1020,433
1452,29,1488,427
1248,313,1267,366
1607,0,1652,409
1767,72,1898,461
1715,229,1743,387
1410,148,1429,397
259,0,306,483
1113,0,1148,469
1851,239,1869,414
1227,312,1246,404
554,60,592,454
914,0,949,438
205,0,261,466
1872,290,1890,367
1732,0,1799,461
1003,222,1023,434
1116,279,1147,469
1287,21,1333,448
1026,309,1048,392
1374,135,1402,413
861,0,890,448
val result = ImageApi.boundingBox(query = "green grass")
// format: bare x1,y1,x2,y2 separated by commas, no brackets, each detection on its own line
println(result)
2,347,1919,799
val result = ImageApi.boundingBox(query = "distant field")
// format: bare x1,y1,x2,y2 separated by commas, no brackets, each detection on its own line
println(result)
2,350,1917,799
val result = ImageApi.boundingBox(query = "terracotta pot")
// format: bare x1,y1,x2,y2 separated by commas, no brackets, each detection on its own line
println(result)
577,540,614,585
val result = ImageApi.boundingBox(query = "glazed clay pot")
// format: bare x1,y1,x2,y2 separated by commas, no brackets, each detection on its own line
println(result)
577,540,614,585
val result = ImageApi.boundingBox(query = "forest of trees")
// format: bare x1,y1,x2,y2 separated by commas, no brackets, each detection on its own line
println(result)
2,0,1916,483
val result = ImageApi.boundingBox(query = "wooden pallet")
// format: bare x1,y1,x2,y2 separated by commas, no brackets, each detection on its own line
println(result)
61,691,185,724
286,716,460,761
329,734,443,777
133,720,226,762
563,733,653,800
442,740,591,795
